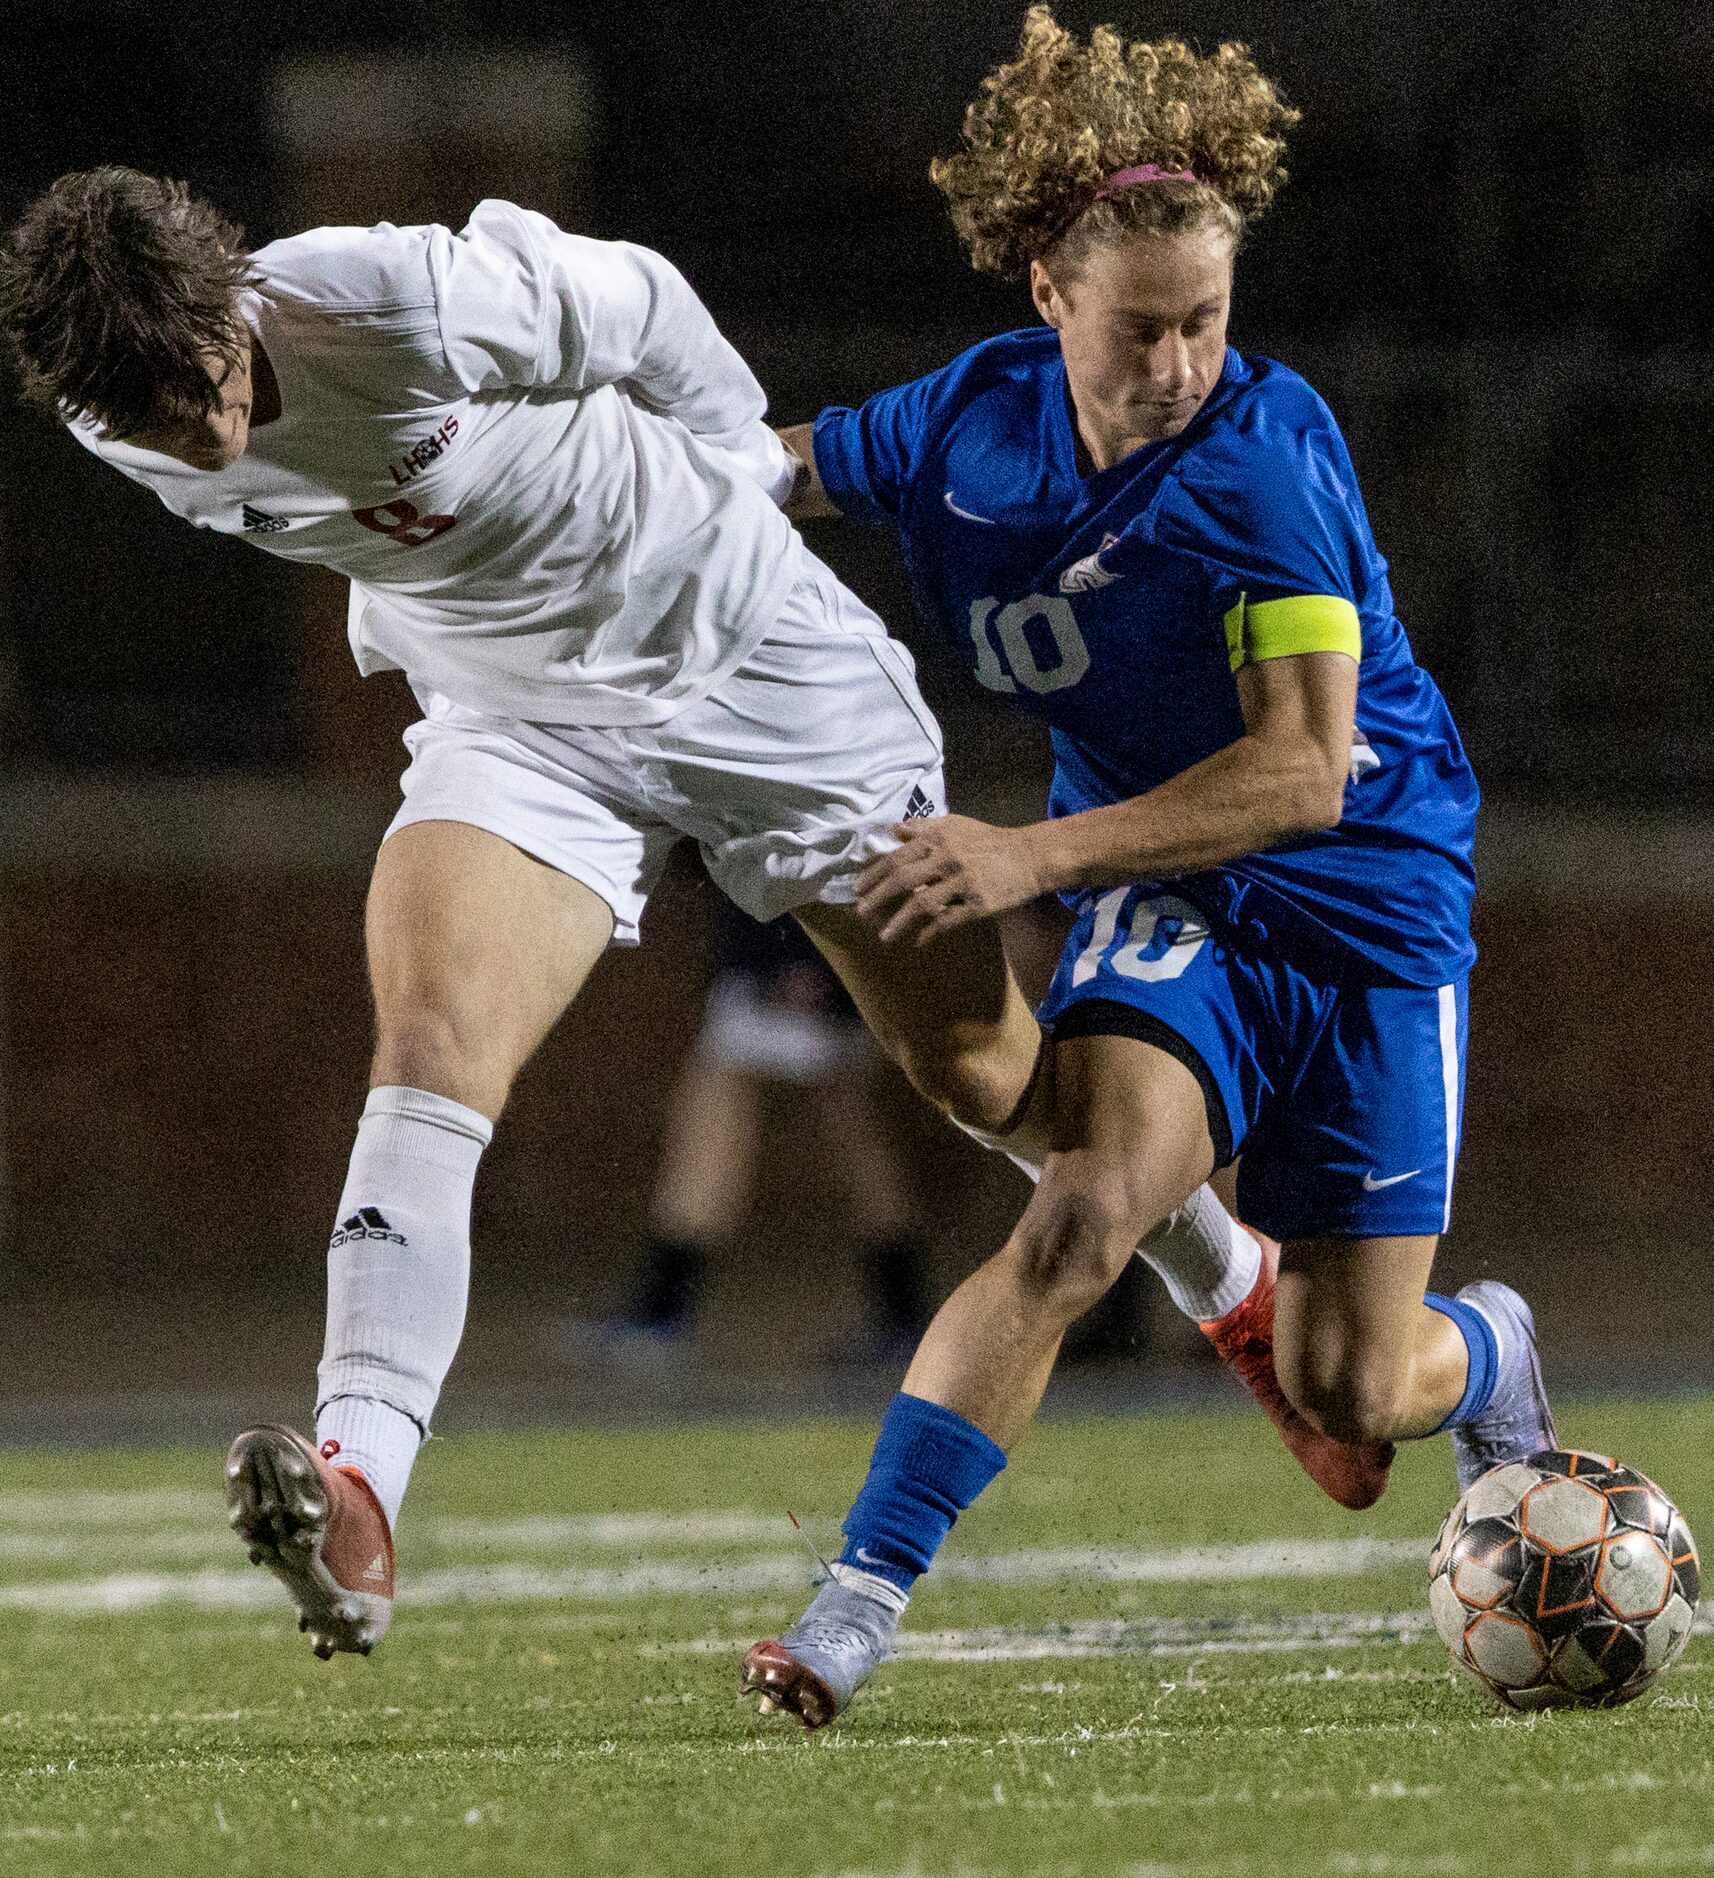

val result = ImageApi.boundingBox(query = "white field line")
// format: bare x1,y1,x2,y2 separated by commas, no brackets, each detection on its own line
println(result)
668,1606,1713,1665
427,1511,791,1548
0,1489,214,1527
0,1477,1435,1573
892,1610,1447,1664
0,1530,235,1566
945,1538,1427,1586
0,1508,796,1567
651,1609,1447,1663
0,1534,1434,1617
0,1492,789,1548
0,1487,1434,1584
0,1490,801,1540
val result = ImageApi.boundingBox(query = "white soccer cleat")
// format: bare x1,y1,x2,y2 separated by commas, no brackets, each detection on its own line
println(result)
224,1423,394,1658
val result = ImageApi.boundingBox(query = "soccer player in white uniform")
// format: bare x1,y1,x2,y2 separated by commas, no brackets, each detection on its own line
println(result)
0,167,1381,1660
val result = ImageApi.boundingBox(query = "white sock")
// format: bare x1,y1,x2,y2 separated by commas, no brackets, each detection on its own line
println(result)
315,1084,492,1529
955,1117,1261,1324
829,1562,912,1615
1137,1183,1263,1324
317,1394,422,1532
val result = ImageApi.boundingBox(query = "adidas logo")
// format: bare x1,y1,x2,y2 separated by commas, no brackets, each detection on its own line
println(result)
241,503,289,533
329,1206,408,1249
903,785,936,822
362,1552,388,1581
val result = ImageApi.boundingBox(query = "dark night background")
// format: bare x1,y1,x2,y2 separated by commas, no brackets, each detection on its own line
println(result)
0,2,1709,1413
3,0,1711,797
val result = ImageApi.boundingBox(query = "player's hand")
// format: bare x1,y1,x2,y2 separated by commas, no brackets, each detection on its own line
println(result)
855,815,1045,945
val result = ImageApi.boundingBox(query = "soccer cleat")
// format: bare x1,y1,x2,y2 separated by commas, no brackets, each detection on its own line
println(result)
223,1424,394,1658
1448,1281,1557,1493
1199,1233,1394,1511
741,1568,907,1730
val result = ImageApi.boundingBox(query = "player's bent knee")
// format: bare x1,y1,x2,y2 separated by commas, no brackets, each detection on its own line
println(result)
1006,1175,1157,1322
371,1006,522,1116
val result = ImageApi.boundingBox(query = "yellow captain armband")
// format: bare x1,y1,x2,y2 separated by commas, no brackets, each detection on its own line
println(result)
1223,593,1362,673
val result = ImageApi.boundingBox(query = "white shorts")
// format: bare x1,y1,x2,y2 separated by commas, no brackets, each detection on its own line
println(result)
385,554,946,944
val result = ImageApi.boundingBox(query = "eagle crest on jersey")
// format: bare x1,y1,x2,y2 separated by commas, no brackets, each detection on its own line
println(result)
1058,533,1122,593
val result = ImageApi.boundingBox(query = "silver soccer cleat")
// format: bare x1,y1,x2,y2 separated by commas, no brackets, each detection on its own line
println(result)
741,1567,909,1730
1449,1281,1558,1492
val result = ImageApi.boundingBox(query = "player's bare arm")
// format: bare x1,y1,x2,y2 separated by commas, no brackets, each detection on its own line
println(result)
856,649,1358,944
773,420,837,519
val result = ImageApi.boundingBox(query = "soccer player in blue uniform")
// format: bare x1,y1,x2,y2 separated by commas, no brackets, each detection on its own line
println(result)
744,7,1557,1728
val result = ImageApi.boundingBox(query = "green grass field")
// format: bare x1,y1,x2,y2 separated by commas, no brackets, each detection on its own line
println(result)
0,1399,1707,1877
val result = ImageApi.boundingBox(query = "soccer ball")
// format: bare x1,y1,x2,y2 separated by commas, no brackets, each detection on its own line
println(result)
1429,1450,1700,1709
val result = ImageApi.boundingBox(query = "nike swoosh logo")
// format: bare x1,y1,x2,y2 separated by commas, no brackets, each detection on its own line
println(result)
944,491,997,525
1362,1169,1422,1191
854,1546,887,1567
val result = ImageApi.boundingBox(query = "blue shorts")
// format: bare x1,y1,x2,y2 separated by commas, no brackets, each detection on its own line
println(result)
1036,885,1468,1243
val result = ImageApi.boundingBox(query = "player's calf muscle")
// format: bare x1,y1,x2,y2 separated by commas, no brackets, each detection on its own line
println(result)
1274,1236,1460,1443
1275,1314,1460,1444
794,902,1036,1132
1282,1355,1412,1445
823,991,1037,1136
902,1015,1038,1132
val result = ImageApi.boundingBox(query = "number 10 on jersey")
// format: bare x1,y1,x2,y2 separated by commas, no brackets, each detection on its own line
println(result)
968,594,1091,695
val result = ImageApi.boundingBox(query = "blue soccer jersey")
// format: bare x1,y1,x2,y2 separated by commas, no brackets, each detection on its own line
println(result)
813,329,1477,986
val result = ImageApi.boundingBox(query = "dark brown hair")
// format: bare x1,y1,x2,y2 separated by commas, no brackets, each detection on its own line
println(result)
0,166,256,436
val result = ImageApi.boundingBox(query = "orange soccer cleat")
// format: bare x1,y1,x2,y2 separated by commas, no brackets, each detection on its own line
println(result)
1200,1234,1394,1511
223,1424,395,1657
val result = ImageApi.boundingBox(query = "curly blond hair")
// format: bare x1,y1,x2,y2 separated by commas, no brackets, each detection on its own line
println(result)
931,6,1299,277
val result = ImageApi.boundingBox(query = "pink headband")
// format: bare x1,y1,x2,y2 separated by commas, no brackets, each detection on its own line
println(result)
1095,163,1202,197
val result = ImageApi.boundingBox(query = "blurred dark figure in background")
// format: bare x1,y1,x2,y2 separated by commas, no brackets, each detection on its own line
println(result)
611,896,932,1359
587,890,1156,1365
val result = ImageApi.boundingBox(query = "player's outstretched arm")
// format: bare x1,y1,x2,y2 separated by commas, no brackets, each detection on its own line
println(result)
855,650,1358,945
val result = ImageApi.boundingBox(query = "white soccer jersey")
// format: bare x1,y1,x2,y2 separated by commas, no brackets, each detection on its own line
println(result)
70,200,801,726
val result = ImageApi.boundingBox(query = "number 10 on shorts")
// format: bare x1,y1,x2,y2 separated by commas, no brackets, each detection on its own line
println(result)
1070,889,1210,988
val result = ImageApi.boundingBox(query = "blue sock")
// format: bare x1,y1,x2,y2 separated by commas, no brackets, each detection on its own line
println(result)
1425,1292,1500,1432
837,1393,1008,1593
